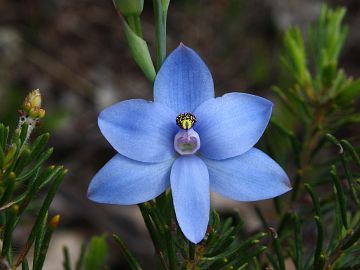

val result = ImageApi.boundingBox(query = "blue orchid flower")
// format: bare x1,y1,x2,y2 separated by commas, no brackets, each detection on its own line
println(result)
88,44,291,243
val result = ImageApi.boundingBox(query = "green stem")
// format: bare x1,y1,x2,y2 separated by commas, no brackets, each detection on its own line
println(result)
152,0,167,71
126,16,143,38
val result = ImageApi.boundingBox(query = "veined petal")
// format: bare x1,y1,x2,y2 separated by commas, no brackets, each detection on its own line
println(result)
204,148,291,201
98,99,178,163
154,44,214,114
88,154,174,205
170,155,210,243
194,93,272,160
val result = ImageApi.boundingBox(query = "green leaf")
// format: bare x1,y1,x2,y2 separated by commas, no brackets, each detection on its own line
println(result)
33,215,60,270
14,147,31,176
15,168,67,267
304,184,322,217
62,246,72,270
309,5,347,73
331,166,348,229
122,19,156,82
0,172,16,207
17,148,53,181
2,205,19,263
113,234,142,270
0,124,9,150
282,27,311,87
22,259,29,270
321,62,337,88
33,211,48,269
341,139,360,168
269,228,285,270
29,133,50,162
313,216,325,269
337,79,360,104
84,235,108,270
75,244,86,270
0,145,4,168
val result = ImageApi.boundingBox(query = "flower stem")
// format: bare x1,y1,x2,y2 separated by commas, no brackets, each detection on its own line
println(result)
127,15,143,38
152,0,167,71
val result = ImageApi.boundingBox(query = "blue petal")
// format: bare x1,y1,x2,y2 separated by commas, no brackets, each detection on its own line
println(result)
154,44,214,114
194,93,272,160
170,155,210,243
204,148,291,201
99,99,178,163
88,154,174,205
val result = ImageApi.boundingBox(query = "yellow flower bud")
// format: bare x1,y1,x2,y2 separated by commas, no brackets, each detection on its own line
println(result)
38,108,46,119
23,101,32,111
29,108,39,118
8,171,16,180
26,89,42,108
49,214,61,229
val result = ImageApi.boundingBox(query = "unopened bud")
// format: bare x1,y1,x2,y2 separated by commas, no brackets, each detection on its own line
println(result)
11,205,19,215
38,108,46,118
22,89,45,118
251,239,260,245
24,89,42,108
23,101,32,111
29,108,38,118
28,107,45,119
114,0,144,16
19,90,46,138
49,214,61,229
8,172,16,180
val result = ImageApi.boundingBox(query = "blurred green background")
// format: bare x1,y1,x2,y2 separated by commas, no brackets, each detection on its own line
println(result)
1,0,360,269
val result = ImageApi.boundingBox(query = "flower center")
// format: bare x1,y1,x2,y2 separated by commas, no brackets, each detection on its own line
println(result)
174,113,200,155
176,113,197,130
